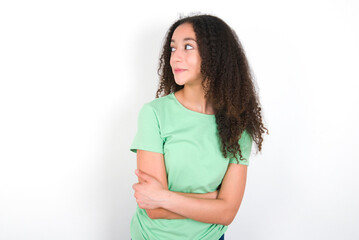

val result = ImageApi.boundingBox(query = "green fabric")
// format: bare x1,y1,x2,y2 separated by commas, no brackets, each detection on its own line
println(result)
129,92,252,240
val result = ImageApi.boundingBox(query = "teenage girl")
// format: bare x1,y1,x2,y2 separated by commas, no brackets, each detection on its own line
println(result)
130,14,268,240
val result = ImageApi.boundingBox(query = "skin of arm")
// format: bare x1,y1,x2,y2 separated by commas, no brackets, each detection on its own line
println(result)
133,162,248,225
135,150,219,219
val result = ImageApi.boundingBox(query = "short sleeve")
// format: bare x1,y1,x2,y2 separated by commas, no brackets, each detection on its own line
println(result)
229,130,253,165
130,103,164,154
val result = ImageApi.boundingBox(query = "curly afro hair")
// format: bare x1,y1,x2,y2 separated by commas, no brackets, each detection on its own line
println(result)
155,13,269,163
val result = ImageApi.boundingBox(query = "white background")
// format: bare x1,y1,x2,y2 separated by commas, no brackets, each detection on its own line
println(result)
1,0,358,239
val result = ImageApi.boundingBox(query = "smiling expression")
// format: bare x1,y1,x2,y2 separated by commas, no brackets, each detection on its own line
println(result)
170,23,203,86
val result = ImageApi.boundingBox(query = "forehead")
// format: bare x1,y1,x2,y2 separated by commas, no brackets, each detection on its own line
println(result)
171,23,196,41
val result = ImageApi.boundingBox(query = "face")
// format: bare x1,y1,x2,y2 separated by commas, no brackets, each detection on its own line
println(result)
170,23,203,86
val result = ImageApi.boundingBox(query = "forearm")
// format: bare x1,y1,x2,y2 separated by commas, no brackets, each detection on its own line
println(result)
146,190,218,219
161,191,233,225
134,161,247,225
177,190,218,199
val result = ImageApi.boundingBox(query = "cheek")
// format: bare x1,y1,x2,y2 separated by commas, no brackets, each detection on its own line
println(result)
169,56,174,68
189,55,201,72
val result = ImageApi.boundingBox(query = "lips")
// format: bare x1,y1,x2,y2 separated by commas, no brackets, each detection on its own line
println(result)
174,68,187,74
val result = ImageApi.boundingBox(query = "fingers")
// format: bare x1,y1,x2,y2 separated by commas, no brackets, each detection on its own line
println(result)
135,169,152,183
133,191,150,209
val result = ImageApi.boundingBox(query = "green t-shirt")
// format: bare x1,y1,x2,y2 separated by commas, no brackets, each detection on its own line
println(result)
129,92,253,240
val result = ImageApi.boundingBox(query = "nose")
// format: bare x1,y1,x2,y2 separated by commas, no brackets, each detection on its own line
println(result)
171,48,184,62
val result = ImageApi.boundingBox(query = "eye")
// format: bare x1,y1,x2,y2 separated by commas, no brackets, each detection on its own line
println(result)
185,44,193,50
170,47,176,52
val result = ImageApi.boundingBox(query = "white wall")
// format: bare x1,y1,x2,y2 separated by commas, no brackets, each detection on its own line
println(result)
0,0,358,239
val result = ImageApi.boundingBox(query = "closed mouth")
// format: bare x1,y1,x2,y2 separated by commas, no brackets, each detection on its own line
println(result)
174,69,187,73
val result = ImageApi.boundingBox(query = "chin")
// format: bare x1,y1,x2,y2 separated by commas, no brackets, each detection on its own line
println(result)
174,79,186,86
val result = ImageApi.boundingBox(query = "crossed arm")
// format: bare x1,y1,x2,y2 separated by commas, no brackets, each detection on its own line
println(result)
133,149,248,225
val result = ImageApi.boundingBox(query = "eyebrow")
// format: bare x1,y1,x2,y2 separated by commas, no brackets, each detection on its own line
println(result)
171,37,197,43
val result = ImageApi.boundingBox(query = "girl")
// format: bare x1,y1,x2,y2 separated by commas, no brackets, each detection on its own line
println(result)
130,14,268,240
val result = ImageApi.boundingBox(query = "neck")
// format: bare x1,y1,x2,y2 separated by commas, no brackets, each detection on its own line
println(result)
178,84,214,115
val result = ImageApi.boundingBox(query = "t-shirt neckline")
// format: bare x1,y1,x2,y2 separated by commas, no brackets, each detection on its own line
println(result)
170,92,216,118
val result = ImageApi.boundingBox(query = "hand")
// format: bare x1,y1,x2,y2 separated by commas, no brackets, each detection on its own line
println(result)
210,190,219,199
132,169,170,210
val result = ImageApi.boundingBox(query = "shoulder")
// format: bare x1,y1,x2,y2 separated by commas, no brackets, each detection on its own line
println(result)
141,93,174,115
145,93,173,108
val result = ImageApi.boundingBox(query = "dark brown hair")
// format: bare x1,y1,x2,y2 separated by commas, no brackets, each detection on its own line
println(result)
155,14,269,163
